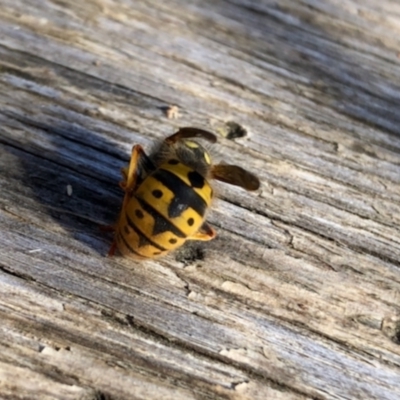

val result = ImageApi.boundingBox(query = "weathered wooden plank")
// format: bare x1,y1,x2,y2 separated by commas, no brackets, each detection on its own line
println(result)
1,0,400,399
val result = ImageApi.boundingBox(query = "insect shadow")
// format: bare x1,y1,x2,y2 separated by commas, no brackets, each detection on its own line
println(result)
3,110,129,257
0,47,190,259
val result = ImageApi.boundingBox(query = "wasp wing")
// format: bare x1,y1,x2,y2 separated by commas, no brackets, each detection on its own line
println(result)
211,164,260,191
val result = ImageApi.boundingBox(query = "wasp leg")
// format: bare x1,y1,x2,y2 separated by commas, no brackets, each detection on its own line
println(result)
188,222,216,241
99,225,115,232
108,240,118,257
104,224,117,257
108,145,150,257
120,145,146,193
119,167,128,189
165,127,217,145
211,164,260,191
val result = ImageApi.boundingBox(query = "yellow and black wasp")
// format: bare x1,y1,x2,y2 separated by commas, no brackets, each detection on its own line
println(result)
108,127,260,259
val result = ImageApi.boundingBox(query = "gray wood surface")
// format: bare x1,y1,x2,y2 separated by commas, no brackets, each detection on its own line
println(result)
1,0,400,399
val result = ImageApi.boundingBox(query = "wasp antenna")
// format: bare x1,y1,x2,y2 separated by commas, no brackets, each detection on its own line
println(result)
165,127,217,145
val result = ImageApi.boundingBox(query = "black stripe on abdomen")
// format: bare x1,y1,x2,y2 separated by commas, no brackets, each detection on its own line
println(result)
116,229,148,258
136,197,187,238
153,169,207,218
125,212,168,251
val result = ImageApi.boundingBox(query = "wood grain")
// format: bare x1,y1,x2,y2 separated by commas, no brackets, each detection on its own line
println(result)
1,0,400,399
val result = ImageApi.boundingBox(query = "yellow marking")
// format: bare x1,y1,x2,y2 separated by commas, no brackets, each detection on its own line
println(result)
204,151,211,165
184,140,199,149
158,162,213,204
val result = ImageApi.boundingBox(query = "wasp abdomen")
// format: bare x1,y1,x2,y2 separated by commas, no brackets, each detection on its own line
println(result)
115,160,213,258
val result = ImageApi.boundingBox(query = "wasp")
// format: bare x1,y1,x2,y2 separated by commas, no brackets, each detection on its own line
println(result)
108,127,260,259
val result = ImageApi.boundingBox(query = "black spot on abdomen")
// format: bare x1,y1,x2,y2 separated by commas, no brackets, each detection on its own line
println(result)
152,189,163,198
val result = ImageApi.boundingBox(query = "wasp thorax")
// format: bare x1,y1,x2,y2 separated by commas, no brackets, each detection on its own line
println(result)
170,139,212,177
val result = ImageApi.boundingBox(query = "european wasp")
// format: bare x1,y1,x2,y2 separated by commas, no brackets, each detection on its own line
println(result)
108,127,260,259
